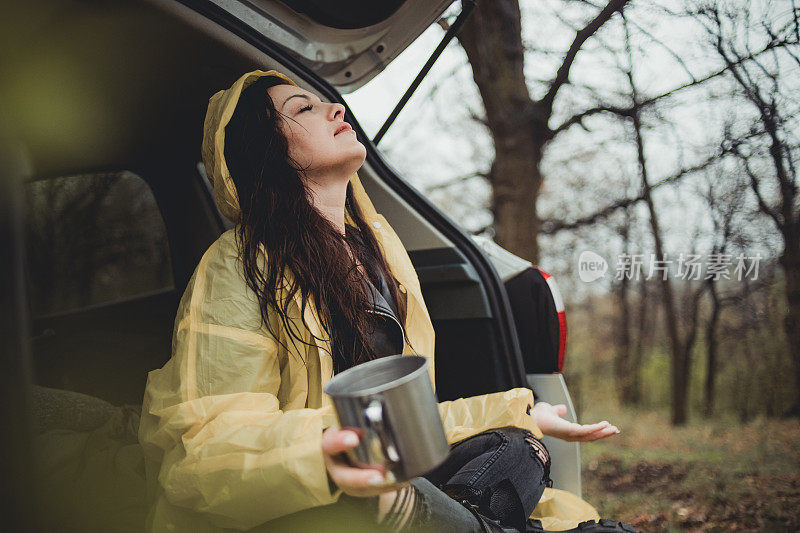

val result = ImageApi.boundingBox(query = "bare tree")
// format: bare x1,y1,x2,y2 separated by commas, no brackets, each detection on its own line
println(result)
693,0,800,415
518,1,797,420
630,271,656,405
537,2,798,239
616,12,708,424
612,205,634,404
695,166,748,416
455,0,630,262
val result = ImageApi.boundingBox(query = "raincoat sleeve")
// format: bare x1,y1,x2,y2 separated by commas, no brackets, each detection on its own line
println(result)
138,239,340,530
438,387,543,444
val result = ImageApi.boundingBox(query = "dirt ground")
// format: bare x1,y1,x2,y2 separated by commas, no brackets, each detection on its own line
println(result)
578,409,800,532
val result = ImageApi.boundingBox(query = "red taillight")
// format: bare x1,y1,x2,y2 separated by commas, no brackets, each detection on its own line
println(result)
557,310,567,372
537,268,567,373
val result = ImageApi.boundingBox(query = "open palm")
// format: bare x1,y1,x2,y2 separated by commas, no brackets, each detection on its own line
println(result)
530,402,620,442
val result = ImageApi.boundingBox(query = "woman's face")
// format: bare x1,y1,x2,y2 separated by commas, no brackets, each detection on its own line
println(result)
267,84,366,176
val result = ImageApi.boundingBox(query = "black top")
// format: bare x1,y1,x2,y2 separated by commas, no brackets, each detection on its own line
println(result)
346,225,405,362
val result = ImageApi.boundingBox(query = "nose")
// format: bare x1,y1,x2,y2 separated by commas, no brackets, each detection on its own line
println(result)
329,102,345,121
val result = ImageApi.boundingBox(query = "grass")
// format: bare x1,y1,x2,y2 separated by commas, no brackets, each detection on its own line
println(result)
577,405,800,532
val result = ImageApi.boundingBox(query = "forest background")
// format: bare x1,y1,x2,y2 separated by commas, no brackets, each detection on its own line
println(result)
345,1,800,530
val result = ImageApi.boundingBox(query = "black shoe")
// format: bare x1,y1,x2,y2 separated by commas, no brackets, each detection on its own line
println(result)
525,517,637,532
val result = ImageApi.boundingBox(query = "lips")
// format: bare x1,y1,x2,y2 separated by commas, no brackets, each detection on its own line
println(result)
334,123,353,136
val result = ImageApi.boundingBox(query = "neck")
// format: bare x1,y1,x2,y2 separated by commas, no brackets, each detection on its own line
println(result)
305,171,350,235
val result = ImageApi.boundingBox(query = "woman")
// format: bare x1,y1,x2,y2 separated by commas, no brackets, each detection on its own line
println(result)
138,69,623,533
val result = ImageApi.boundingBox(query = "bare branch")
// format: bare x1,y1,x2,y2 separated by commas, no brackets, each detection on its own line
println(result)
540,0,630,113
467,106,489,127
550,36,798,138
623,14,697,82
729,141,785,231
550,104,634,136
540,147,725,235
422,171,490,193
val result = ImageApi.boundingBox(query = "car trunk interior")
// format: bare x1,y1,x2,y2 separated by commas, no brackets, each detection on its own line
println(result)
8,0,528,408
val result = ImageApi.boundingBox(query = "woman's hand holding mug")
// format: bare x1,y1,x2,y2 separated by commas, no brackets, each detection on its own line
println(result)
321,427,408,498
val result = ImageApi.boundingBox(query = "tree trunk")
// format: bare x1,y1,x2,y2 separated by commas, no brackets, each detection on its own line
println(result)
738,331,757,423
456,0,545,263
782,236,800,416
456,0,626,263
615,274,633,404
632,109,687,425
490,144,544,263
704,280,720,417
615,209,633,404
630,276,650,405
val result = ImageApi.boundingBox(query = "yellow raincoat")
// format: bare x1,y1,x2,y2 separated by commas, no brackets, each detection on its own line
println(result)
138,69,600,531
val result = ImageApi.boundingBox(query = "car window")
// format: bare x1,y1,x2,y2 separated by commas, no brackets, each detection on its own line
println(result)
24,171,174,317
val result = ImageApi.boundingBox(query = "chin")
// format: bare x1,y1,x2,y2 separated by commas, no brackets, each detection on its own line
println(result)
346,142,367,164
356,142,367,161
323,150,365,177
325,140,366,170
347,150,367,174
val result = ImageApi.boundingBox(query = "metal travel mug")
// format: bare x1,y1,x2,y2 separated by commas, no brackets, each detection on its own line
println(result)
323,355,449,482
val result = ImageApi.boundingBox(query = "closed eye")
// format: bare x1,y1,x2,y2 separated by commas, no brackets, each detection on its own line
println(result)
298,104,313,113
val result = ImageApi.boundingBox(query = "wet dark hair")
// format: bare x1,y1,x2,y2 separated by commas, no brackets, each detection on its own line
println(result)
223,75,409,373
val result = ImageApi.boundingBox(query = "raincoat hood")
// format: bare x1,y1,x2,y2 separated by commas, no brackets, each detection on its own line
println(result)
201,69,298,224
138,68,600,532
200,68,390,244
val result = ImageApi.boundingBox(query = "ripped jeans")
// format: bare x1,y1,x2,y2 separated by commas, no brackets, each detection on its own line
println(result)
413,425,553,532
263,426,552,533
